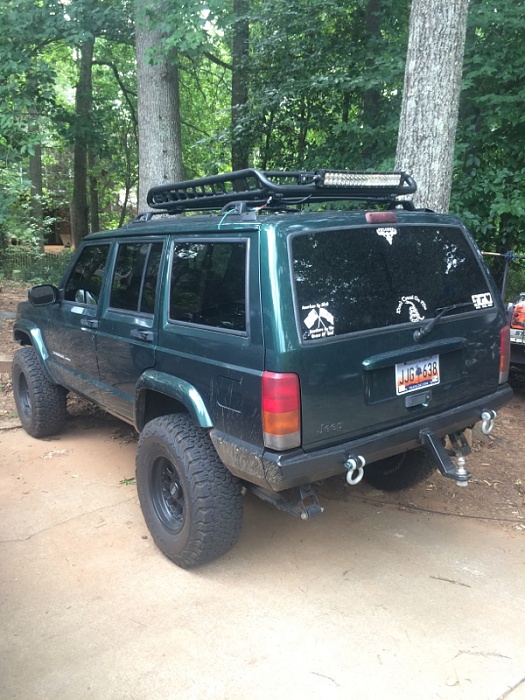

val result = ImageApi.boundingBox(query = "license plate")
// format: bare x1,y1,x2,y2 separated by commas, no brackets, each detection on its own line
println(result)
511,330,525,344
396,355,440,395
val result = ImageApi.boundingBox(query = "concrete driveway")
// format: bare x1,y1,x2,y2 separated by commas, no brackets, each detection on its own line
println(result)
1,418,524,700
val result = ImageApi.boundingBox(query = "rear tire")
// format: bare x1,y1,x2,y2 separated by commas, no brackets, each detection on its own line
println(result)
136,414,243,568
363,448,436,491
12,346,68,438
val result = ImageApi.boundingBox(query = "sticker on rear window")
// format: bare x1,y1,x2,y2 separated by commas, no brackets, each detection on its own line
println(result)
396,295,427,323
302,303,335,339
377,227,397,245
472,292,493,309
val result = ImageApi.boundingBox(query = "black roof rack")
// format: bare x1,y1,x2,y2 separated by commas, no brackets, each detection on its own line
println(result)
146,168,416,213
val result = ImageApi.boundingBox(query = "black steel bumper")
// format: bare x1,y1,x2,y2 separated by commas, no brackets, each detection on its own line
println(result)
211,384,513,492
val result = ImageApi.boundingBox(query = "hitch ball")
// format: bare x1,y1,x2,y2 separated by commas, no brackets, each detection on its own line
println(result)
455,455,469,488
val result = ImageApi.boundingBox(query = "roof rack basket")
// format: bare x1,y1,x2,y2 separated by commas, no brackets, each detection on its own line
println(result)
146,168,416,213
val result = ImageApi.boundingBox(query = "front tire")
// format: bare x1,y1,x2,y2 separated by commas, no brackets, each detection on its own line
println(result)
363,448,436,491
136,414,243,568
12,346,68,438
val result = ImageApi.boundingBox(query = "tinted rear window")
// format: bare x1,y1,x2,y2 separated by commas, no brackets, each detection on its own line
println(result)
292,225,492,340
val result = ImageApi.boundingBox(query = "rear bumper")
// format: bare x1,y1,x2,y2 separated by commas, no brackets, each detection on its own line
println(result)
211,384,513,491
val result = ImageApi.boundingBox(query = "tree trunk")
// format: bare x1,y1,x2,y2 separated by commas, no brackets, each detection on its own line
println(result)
119,133,135,227
261,109,275,170
362,0,382,167
89,150,100,233
28,141,45,253
297,97,309,167
71,36,94,248
231,0,250,171
135,9,184,213
395,0,469,213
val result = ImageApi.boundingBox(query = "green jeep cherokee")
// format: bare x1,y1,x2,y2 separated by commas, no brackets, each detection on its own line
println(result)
12,169,512,568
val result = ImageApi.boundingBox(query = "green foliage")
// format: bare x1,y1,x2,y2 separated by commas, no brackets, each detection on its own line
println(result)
220,0,409,171
138,0,229,56
506,261,525,302
179,54,232,177
0,167,43,253
0,0,66,155
0,248,74,285
452,0,525,253
0,0,523,264
0,0,138,239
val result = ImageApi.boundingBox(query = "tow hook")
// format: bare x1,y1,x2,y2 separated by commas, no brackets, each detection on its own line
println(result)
344,455,366,485
481,409,497,435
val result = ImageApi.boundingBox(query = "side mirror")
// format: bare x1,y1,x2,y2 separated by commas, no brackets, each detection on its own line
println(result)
28,284,60,306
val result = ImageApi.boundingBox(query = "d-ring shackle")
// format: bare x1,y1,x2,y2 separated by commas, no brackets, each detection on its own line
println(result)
481,410,497,435
344,455,366,485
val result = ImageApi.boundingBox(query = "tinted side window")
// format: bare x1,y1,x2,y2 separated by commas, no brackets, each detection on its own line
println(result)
292,226,491,340
109,242,163,314
64,244,110,304
169,242,247,331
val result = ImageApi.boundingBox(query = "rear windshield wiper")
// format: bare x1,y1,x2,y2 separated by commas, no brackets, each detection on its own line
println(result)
413,302,474,342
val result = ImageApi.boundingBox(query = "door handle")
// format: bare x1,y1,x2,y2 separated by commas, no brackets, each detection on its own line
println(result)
81,318,99,329
130,328,154,342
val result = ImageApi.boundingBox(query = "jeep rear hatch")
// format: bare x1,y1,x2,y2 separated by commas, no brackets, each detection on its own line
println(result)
290,222,507,450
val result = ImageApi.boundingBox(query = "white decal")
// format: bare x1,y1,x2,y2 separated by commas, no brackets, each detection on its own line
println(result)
302,303,335,339
396,295,427,323
472,292,493,309
377,227,397,245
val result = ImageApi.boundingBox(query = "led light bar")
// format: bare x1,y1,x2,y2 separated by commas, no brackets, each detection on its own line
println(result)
317,170,406,188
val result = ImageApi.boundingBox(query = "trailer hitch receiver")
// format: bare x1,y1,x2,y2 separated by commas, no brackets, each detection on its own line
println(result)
420,429,471,486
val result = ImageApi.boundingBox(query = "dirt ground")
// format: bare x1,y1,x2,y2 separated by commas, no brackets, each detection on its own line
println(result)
1,280,524,531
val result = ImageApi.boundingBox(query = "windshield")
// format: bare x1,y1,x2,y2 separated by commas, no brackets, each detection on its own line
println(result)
292,224,493,341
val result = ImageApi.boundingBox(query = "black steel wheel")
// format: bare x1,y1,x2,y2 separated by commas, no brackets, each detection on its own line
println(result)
12,346,67,438
151,456,185,535
363,448,437,491
136,414,243,568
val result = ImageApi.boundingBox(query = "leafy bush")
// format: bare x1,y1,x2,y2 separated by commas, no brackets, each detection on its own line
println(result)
0,248,74,286
505,260,525,302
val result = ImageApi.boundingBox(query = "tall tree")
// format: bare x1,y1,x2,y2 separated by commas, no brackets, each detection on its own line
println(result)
69,0,135,242
135,1,184,212
395,0,469,212
70,34,95,247
28,103,45,252
231,0,250,170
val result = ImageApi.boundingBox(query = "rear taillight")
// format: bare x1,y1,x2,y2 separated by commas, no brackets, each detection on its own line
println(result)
262,372,301,450
499,325,510,384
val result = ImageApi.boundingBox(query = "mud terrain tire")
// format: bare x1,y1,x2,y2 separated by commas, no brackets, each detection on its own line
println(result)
136,414,243,568
12,346,68,438
363,448,436,491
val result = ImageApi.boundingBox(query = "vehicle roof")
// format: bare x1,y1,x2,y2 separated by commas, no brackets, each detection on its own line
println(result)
84,208,463,242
